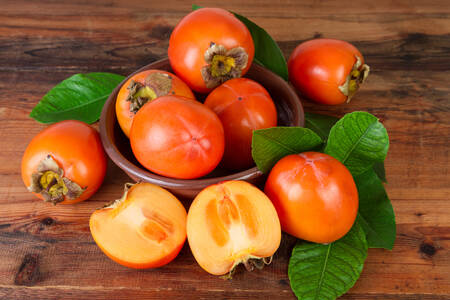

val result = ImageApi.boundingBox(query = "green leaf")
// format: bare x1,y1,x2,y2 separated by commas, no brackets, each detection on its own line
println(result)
324,111,389,176
288,221,368,300
252,127,322,173
30,72,125,124
304,112,339,142
373,161,387,183
192,4,289,80
355,169,396,249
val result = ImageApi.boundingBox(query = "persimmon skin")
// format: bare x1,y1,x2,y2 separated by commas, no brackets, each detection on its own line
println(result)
264,152,358,243
21,120,106,204
168,8,254,93
204,78,277,170
116,69,195,137
90,183,187,269
130,96,225,179
288,39,367,105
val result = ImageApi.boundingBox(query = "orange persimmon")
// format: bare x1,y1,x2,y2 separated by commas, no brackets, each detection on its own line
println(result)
116,69,194,137
288,39,370,105
187,180,281,276
89,183,187,269
264,152,359,243
204,78,277,170
168,8,254,93
130,95,225,179
21,120,106,205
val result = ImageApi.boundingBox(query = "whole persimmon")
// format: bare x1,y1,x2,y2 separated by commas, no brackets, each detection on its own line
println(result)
288,39,370,105
204,78,277,170
116,69,195,137
168,7,254,93
90,183,187,269
264,152,358,243
130,95,225,179
187,180,281,276
21,120,106,205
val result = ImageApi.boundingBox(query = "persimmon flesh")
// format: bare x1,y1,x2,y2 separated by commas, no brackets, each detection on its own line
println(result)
90,183,187,269
187,181,281,276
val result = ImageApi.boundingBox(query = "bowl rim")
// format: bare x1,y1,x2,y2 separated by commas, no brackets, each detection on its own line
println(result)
99,58,304,189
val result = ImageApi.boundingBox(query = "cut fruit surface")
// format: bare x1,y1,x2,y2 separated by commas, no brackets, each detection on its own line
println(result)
187,181,281,276
89,183,187,269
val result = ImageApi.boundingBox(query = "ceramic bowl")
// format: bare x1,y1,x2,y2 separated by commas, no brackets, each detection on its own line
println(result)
99,58,304,199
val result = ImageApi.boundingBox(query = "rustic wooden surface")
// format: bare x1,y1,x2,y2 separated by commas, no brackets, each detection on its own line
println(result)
0,0,449,299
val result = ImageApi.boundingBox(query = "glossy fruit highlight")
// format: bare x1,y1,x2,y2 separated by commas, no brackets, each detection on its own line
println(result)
264,152,358,243
288,38,370,105
90,183,187,269
204,78,277,170
21,120,106,205
168,7,254,93
116,69,195,137
130,95,225,179
187,180,281,276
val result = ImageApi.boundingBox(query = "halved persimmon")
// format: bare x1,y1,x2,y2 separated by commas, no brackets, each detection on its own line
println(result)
187,180,281,276
89,183,187,269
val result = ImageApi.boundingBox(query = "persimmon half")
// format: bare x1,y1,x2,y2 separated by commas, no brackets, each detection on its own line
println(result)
264,152,359,243
204,78,277,170
288,38,370,105
21,120,106,205
187,180,281,276
130,95,225,179
90,183,187,269
116,69,195,137
168,7,254,93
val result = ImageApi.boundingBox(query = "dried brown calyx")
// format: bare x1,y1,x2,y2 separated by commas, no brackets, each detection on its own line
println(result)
220,255,273,280
126,72,173,113
338,55,370,103
27,155,84,205
201,43,248,89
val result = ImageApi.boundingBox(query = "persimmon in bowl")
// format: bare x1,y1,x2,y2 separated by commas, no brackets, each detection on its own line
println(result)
99,58,304,199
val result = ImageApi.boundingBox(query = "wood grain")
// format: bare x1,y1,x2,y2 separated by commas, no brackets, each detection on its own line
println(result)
0,0,449,299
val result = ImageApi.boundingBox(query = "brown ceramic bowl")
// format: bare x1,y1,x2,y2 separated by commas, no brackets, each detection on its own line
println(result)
99,58,304,199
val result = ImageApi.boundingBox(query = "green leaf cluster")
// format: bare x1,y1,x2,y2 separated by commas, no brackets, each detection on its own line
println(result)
30,72,125,124
252,111,395,299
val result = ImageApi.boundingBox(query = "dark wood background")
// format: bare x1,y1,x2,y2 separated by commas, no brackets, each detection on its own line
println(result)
0,0,449,299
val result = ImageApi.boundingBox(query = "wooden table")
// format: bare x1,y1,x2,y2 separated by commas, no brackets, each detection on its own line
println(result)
0,0,449,299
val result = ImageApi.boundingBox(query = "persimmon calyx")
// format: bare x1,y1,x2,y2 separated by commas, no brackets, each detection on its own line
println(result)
221,254,274,280
338,55,370,103
28,155,84,205
201,43,248,89
126,73,173,113
103,182,134,210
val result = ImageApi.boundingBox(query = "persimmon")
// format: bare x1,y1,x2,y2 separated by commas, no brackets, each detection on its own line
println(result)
90,183,187,269
130,95,225,179
264,152,358,243
21,120,106,205
116,69,195,137
204,78,277,170
187,180,281,276
168,7,254,93
288,38,370,105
